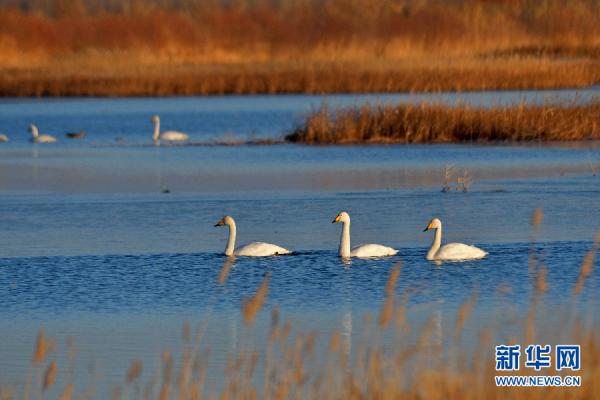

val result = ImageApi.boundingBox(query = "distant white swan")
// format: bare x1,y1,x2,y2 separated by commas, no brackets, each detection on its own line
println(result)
151,115,189,145
214,215,291,257
29,124,57,143
424,218,487,261
0,134,8,142
332,211,398,258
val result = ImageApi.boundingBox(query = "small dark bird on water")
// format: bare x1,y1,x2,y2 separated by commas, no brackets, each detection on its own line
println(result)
65,131,86,139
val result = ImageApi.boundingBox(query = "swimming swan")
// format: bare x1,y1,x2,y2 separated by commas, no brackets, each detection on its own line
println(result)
0,134,8,142
151,115,189,145
29,124,57,143
423,218,487,261
214,215,291,257
332,211,398,258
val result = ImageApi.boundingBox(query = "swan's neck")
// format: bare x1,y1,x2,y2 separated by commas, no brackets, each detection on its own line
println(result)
427,226,442,260
153,120,160,144
225,221,236,256
31,126,39,138
339,220,351,258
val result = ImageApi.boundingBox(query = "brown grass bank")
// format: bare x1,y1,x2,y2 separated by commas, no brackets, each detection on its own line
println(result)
2,58,600,97
285,100,600,144
1,0,600,96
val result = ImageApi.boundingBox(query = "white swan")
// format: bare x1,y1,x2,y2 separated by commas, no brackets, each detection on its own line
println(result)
151,115,189,145
332,211,398,258
214,215,291,257
29,124,57,143
424,218,487,261
0,134,8,142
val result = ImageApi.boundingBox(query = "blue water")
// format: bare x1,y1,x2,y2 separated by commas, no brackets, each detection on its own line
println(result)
2,243,598,317
0,86,598,144
0,91,599,396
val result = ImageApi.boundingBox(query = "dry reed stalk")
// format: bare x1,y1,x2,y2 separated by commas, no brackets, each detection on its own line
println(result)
182,321,191,344
454,290,478,341
379,296,395,329
177,351,192,397
126,360,143,383
457,169,473,192
574,232,599,295
329,331,341,353
379,263,401,328
529,208,544,271
0,387,14,400
531,208,544,227
535,266,548,296
58,383,74,400
218,257,235,285
394,293,410,334
385,263,401,297
442,165,455,192
525,209,547,343
32,328,47,364
162,351,173,384
43,360,57,391
415,315,437,351
525,301,537,345
243,275,270,325
158,384,169,400
270,305,280,335
32,328,56,364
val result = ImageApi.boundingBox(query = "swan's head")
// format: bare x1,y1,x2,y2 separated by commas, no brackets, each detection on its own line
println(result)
29,124,38,133
332,211,350,223
214,215,234,227
424,218,442,231
151,115,160,124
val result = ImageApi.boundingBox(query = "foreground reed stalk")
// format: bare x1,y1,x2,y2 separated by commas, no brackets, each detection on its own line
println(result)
286,101,600,144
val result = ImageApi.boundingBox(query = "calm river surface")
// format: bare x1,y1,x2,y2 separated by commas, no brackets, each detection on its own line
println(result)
0,89,599,396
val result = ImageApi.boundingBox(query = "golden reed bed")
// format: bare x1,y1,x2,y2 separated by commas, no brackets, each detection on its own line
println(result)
1,0,600,96
5,211,600,400
285,100,600,143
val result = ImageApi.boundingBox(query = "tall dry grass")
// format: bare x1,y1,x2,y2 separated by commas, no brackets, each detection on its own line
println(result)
286,99,600,143
7,216,600,399
1,0,600,95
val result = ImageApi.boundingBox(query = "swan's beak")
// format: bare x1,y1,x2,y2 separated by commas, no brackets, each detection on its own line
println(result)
332,215,341,223
423,223,432,232
214,219,225,227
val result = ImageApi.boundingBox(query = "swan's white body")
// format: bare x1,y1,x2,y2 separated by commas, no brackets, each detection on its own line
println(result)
151,115,189,145
333,211,398,258
0,134,8,142
424,218,487,261
29,125,57,143
215,215,291,257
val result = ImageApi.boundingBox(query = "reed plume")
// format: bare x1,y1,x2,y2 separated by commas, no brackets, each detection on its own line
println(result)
243,274,270,325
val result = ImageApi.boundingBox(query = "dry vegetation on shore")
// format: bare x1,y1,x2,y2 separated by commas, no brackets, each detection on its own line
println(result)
1,0,600,96
285,100,600,144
